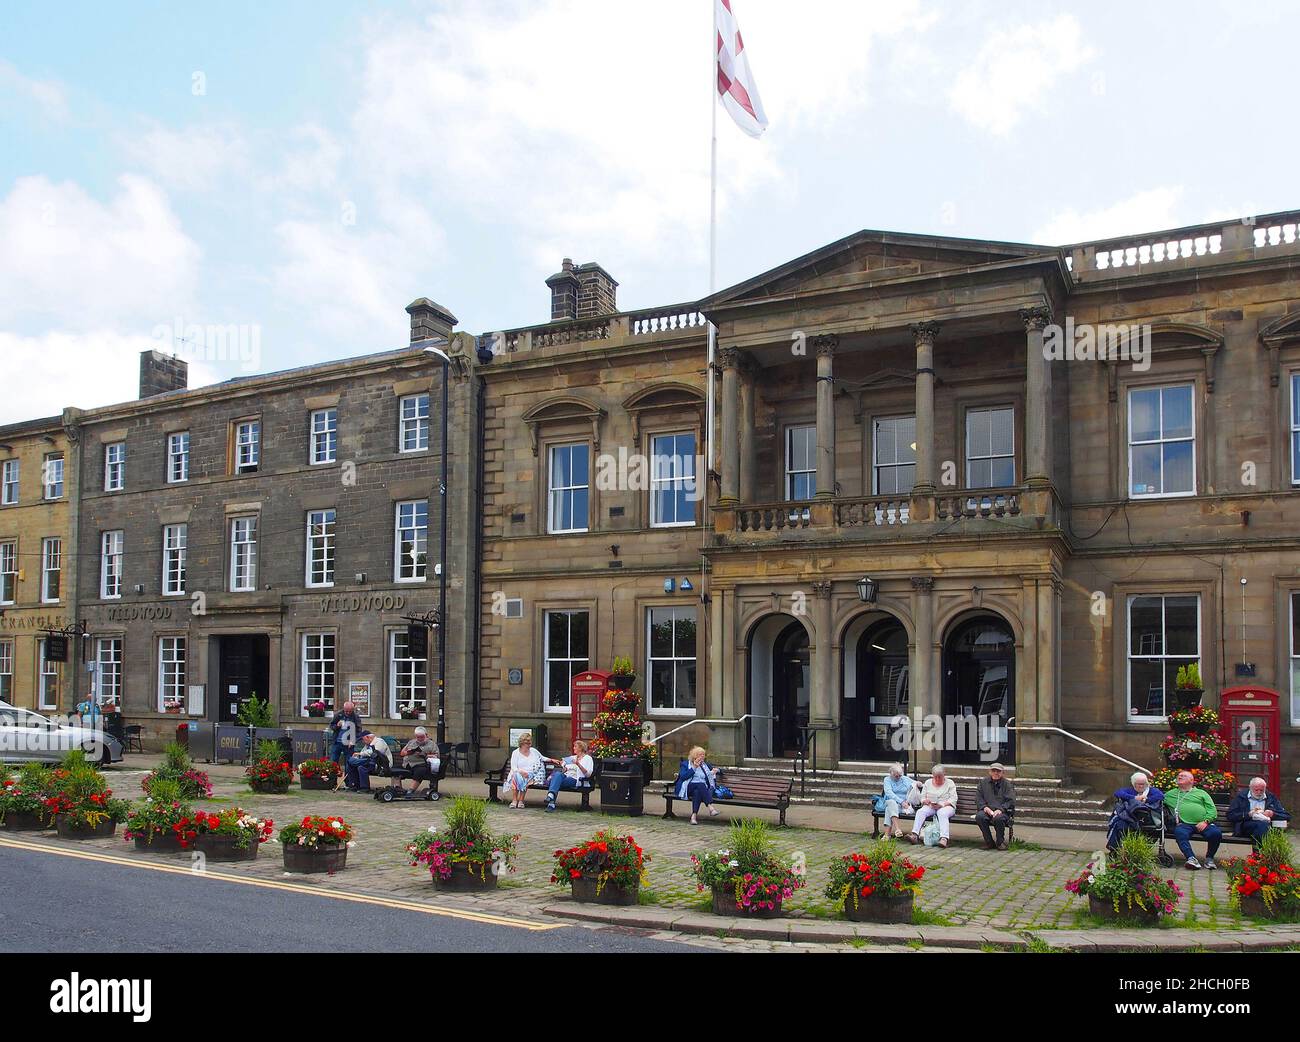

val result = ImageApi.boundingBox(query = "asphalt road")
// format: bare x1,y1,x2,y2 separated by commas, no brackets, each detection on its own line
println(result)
0,845,696,954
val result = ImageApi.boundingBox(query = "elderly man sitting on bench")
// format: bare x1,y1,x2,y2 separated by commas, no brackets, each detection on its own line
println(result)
398,727,440,797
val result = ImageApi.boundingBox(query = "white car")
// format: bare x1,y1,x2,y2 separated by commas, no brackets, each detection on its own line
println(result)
0,704,124,766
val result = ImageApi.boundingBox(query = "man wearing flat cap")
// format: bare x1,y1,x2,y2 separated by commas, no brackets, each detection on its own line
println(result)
976,762,1016,850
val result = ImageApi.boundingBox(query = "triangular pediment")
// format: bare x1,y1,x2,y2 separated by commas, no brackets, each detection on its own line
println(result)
704,229,1053,308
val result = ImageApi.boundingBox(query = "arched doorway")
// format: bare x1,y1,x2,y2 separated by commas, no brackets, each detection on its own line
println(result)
746,615,810,758
941,615,1015,764
841,616,909,761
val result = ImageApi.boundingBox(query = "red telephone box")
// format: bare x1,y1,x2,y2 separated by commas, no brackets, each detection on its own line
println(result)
571,670,611,747
1218,686,1282,792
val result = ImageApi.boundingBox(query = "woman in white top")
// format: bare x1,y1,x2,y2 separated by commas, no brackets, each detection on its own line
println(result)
909,764,958,848
503,732,548,808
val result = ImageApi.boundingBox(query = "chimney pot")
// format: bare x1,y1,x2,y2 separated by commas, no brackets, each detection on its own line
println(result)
405,298,458,343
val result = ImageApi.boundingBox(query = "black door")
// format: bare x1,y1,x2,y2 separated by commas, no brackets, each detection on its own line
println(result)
773,622,810,757
842,618,909,761
217,635,271,722
941,617,1014,764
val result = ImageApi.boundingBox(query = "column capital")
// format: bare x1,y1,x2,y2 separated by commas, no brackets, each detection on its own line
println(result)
812,333,839,359
1019,305,1053,331
910,321,941,347
910,576,934,593
717,345,742,370
811,580,834,599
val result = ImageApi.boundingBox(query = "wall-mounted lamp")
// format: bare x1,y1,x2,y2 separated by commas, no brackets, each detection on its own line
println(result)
856,576,878,603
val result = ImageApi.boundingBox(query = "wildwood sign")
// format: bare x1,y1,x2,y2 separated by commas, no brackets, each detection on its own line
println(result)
316,594,407,613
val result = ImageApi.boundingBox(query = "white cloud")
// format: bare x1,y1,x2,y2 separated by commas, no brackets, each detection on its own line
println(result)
0,174,201,326
0,60,68,122
948,15,1096,135
1032,186,1188,244
118,122,253,195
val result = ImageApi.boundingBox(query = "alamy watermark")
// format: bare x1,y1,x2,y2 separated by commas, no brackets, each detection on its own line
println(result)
1042,318,1150,371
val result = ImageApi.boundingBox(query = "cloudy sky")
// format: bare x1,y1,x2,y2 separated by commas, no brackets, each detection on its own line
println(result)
2,1,1296,423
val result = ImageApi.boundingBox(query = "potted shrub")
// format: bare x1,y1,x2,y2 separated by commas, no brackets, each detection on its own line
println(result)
123,779,191,852
306,700,329,719
825,838,925,922
591,687,658,791
236,693,275,728
279,815,353,873
406,796,518,891
608,656,637,691
141,742,213,800
691,818,804,918
1064,833,1183,924
1172,663,1204,710
179,808,274,862
0,763,54,831
1229,828,1300,920
245,739,294,794
42,751,129,839
1167,704,1219,736
551,831,649,905
298,758,341,791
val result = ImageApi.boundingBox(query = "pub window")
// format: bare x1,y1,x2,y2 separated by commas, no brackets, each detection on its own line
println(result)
1,459,17,505
168,432,190,483
302,633,337,714
96,638,123,709
306,509,337,588
389,630,427,718
229,516,258,592
1128,384,1195,498
393,500,428,582
157,636,187,713
104,441,126,492
873,415,916,495
38,639,59,711
310,408,338,465
966,406,1015,489
0,540,15,604
647,606,697,714
650,432,697,527
40,537,60,603
0,639,12,701
399,394,430,453
547,443,589,533
100,531,123,600
785,425,816,500
233,419,260,474
543,610,589,712
1128,594,1200,720
43,454,63,500
162,524,187,596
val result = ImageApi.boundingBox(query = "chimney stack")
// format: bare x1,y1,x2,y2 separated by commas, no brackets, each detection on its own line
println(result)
405,298,458,343
139,350,188,399
546,258,617,322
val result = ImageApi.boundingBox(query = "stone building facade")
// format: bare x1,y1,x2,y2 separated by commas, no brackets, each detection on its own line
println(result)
476,216,1300,808
0,416,76,710
66,319,481,750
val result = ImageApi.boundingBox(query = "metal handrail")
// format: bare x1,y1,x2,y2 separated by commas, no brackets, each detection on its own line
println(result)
652,714,773,780
1006,721,1154,777
794,723,839,797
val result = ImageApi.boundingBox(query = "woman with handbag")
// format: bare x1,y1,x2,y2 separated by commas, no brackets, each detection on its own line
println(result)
674,746,721,824
876,763,918,839
503,732,548,809
909,765,958,848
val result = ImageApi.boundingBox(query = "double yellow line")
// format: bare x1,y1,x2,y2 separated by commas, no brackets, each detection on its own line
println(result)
0,835,558,931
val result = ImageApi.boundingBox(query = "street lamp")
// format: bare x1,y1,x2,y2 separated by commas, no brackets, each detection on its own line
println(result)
423,345,451,746
856,576,878,604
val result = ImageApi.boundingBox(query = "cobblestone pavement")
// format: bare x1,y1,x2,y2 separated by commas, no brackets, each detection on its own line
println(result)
20,761,1298,947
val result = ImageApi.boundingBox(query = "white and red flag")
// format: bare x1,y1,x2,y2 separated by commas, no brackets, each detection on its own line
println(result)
715,0,768,137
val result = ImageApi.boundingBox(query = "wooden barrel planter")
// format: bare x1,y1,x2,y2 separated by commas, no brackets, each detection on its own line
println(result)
1,811,49,831
843,892,914,923
249,781,290,795
1088,894,1161,924
300,776,336,791
711,884,783,918
283,843,348,874
193,834,259,862
133,831,185,853
56,816,118,840
571,876,639,906
432,861,500,892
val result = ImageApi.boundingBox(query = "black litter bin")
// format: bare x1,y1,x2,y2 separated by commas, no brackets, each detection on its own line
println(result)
599,757,645,817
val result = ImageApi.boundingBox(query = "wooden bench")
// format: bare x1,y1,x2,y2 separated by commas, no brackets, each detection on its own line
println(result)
871,791,1015,844
661,774,793,827
484,761,597,809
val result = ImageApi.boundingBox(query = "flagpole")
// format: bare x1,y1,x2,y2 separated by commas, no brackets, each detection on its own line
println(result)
706,0,718,490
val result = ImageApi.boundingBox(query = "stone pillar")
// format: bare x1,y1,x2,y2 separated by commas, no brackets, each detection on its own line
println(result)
910,323,939,522
1016,575,1064,779
719,347,741,504
811,580,837,767
710,587,727,716
739,369,757,503
813,335,838,499
1021,306,1053,489
910,576,936,770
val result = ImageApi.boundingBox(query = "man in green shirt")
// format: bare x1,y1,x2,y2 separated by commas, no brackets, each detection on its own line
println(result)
1167,770,1222,870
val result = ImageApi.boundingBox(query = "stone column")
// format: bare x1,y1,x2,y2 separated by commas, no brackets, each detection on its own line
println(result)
739,368,757,503
811,580,836,767
1016,575,1064,779
1021,306,1053,489
813,335,837,499
719,347,741,504
911,322,940,511
909,576,936,770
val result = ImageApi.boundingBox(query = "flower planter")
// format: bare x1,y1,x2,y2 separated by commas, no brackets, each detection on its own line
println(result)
0,811,49,831
193,833,259,862
842,892,914,923
55,816,117,840
133,831,185,853
608,674,635,692
300,776,336,791
1088,894,1161,924
307,710,326,719
711,884,784,918
282,843,348,874
570,876,639,906
249,780,290,795
1171,688,1203,710
431,861,500,892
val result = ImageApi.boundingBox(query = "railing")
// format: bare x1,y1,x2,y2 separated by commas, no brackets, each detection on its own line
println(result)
794,723,839,797
935,490,1021,520
736,501,813,532
1006,721,1154,777
627,304,706,336
652,714,772,780
836,496,910,527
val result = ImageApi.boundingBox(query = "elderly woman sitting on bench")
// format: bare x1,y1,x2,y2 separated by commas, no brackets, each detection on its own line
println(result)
910,764,958,848
503,732,547,809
